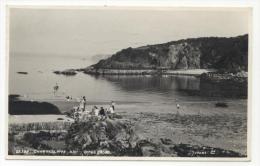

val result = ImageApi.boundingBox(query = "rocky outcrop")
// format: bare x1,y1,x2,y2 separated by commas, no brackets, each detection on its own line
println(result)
85,34,248,73
199,72,248,98
9,96,61,115
83,68,215,76
17,71,28,75
9,115,245,157
53,69,77,76
65,117,141,156
83,68,156,75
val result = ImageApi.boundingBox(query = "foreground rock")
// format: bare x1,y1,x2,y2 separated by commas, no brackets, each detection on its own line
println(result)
65,117,141,156
201,71,247,82
8,112,246,157
64,116,245,157
17,71,28,75
9,95,61,115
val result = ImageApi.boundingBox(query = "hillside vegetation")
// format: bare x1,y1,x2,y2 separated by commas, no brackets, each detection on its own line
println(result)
90,34,248,73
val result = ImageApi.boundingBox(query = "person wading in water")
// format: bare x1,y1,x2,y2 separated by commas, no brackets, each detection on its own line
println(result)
53,83,59,96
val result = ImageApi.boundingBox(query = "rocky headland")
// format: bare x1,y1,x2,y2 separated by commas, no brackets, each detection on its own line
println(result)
81,34,248,76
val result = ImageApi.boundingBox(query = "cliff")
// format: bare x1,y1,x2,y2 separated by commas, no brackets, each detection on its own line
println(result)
87,34,248,73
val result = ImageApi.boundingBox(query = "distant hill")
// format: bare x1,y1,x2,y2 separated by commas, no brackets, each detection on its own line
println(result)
89,34,248,72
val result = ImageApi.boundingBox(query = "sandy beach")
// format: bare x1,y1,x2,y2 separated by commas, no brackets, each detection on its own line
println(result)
8,97,247,156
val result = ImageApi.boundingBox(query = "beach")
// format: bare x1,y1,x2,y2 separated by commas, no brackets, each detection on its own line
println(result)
9,97,247,156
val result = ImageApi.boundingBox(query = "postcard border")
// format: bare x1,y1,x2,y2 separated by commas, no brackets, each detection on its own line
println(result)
5,5,253,161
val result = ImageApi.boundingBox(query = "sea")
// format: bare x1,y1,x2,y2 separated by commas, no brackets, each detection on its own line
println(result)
9,54,247,115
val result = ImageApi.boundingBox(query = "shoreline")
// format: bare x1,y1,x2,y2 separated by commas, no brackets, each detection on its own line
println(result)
82,68,217,76
54,68,248,84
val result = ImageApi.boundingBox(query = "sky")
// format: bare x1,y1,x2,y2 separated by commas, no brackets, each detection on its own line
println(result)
9,7,251,58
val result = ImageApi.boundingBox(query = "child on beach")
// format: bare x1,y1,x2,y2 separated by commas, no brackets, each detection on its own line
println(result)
81,110,91,121
73,107,80,121
108,105,114,114
66,96,71,101
79,96,87,112
176,103,180,110
99,107,106,116
92,106,99,116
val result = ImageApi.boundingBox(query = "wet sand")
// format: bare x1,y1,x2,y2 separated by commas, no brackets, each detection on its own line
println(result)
116,100,247,155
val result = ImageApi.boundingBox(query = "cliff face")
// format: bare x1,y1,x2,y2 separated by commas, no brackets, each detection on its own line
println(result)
91,34,248,72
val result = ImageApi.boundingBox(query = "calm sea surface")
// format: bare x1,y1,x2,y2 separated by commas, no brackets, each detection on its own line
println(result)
9,55,246,109
9,55,200,102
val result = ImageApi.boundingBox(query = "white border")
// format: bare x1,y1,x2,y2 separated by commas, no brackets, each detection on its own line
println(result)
1,0,260,166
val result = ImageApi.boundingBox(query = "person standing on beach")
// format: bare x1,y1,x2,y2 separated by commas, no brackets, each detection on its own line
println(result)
176,103,181,115
82,96,86,112
111,101,116,111
109,105,114,114
79,96,87,112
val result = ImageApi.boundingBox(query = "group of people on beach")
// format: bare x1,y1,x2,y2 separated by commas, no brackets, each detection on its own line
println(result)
71,96,116,121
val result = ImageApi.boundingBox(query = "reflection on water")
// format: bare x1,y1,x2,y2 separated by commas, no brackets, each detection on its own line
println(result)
199,78,247,98
93,75,247,100
10,70,201,103
98,75,200,92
